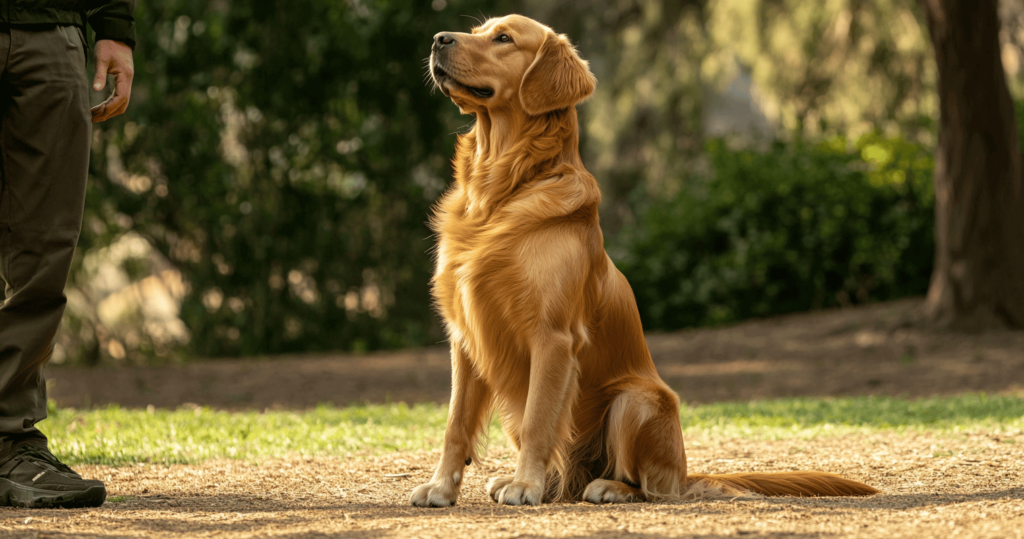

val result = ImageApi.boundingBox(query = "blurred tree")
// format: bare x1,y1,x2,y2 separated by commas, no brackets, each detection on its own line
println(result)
712,0,937,140
55,0,1024,364
527,0,946,235
919,0,1024,329
67,0,518,362
1001,1,1024,98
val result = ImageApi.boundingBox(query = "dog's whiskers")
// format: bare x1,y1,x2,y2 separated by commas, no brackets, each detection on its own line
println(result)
461,13,483,26
448,119,475,136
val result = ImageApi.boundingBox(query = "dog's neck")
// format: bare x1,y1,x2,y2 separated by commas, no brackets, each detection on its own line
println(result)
453,106,583,217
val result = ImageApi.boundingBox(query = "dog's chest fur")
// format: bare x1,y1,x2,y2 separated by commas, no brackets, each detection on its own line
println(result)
429,137,605,393
431,207,534,386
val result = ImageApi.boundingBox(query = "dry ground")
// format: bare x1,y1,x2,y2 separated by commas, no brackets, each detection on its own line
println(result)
11,298,1024,538
2,432,1023,538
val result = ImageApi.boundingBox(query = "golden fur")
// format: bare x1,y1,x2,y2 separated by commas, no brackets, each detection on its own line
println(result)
410,14,878,507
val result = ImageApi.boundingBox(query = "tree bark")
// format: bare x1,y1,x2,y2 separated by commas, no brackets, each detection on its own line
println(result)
920,0,1024,330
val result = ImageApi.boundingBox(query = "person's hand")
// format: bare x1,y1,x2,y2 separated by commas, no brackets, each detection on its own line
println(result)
91,39,134,123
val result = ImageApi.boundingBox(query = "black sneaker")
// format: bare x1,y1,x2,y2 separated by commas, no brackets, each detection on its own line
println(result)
0,444,106,508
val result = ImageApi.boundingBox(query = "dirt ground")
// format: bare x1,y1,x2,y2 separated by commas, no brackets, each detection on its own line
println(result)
3,431,1023,538
46,298,1024,409
11,298,1024,538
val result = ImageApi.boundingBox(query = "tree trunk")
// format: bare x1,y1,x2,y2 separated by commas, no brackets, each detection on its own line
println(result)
920,0,1024,330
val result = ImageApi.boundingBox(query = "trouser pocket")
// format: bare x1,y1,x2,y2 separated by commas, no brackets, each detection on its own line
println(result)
58,25,88,65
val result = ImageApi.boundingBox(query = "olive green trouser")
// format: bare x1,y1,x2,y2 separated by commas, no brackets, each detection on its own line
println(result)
0,25,91,437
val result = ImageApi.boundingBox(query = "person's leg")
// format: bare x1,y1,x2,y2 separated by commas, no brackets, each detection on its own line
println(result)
0,24,90,438
0,25,103,508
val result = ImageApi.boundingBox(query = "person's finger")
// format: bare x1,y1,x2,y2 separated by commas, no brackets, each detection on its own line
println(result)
91,92,118,123
98,82,129,121
111,100,128,119
93,56,110,92
114,72,132,111
91,101,110,123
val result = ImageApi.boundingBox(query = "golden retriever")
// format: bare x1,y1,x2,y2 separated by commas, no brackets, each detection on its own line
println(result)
411,14,877,506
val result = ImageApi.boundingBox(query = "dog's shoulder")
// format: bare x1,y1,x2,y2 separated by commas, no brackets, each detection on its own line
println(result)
501,165,600,222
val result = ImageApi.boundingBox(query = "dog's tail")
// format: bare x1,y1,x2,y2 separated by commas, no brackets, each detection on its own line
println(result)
684,471,878,498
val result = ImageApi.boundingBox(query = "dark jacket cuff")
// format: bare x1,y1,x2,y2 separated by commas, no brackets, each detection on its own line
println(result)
89,16,136,49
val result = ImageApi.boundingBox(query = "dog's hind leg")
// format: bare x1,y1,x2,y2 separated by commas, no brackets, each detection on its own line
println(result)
583,378,687,504
411,345,492,507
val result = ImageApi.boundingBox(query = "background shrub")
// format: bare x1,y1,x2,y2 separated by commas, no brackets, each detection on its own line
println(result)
613,136,936,330
58,0,1024,364
69,0,505,361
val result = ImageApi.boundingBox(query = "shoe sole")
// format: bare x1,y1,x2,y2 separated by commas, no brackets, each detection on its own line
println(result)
0,478,106,509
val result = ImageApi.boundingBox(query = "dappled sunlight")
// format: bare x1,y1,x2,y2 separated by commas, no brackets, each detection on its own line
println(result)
54,0,1024,364
58,233,189,364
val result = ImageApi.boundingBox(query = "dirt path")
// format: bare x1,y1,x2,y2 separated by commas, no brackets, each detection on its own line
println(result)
3,431,1022,538
46,299,1024,410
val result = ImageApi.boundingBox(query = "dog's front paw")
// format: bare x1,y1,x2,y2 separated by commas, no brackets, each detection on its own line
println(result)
486,476,542,506
410,479,459,507
485,476,514,500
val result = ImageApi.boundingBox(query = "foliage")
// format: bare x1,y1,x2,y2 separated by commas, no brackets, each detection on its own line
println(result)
528,0,950,231
703,0,937,139
67,0,515,361
1018,99,1024,155
46,394,1024,466
54,1,1024,364
614,135,935,330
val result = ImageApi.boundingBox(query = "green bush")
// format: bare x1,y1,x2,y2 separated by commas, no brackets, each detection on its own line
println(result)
1018,99,1024,155
614,135,935,330
70,0,514,361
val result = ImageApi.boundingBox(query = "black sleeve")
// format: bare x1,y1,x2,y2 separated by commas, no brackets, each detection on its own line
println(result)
85,0,138,49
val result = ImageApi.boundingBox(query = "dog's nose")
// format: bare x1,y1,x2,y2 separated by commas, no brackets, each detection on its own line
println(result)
434,33,456,48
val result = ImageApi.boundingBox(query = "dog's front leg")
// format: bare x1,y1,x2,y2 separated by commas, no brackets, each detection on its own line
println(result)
488,332,578,506
411,345,491,507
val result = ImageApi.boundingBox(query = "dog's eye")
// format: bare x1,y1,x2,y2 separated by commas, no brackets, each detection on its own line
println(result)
495,34,512,43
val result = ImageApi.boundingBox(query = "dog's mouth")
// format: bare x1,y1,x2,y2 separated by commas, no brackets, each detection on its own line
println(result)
432,63,494,99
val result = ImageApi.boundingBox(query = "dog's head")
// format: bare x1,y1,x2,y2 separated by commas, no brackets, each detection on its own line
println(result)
429,14,596,116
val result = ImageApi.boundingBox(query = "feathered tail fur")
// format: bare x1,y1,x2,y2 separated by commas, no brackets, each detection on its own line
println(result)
684,471,879,499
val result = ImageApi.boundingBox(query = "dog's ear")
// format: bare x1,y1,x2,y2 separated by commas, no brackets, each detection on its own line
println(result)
519,33,597,115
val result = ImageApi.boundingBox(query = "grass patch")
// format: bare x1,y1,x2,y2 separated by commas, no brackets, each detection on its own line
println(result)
46,394,1024,467
48,403,473,467
680,394,1024,439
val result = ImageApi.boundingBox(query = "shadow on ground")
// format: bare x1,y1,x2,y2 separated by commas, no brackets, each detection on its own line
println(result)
4,433,1023,539
5,488,1024,539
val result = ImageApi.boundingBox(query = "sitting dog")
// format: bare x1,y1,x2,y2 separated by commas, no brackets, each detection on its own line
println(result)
411,14,877,506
